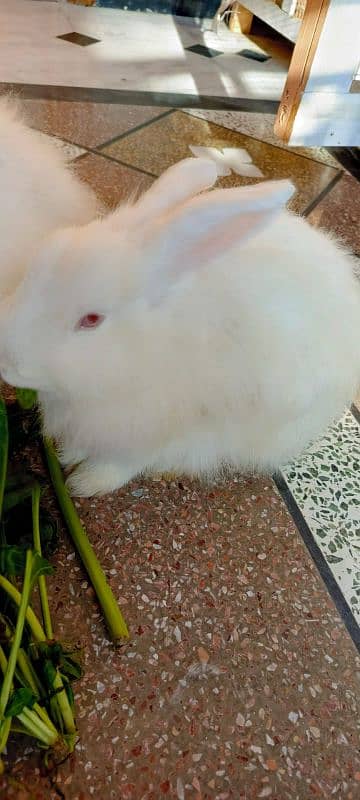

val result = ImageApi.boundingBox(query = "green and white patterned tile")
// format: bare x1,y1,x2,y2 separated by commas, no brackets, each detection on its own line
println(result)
281,409,360,622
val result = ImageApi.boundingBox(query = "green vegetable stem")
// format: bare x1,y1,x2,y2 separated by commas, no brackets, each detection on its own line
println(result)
44,438,129,643
0,388,129,772
0,397,9,517
0,550,56,760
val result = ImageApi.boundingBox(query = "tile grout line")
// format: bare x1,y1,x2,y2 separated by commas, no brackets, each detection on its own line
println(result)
95,109,176,151
73,147,158,179
36,129,158,179
302,171,344,218
66,107,341,189
0,82,280,114
182,110,345,172
273,470,360,654
44,113,343,192
8,84,347,172
30,109,176,168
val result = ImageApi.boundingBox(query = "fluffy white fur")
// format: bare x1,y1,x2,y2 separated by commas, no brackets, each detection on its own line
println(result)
0,124,359,497
0,97,97,298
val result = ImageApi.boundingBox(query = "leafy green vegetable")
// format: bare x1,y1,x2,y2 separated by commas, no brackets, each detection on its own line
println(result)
0,545,27,576
0,390,129,772
32,484,53,640
3,483,37,513
0,551,44,745
31,641,83,683
15,388,38,411
2,497,59,558
0,398,9,518
6,404,41,454
5,687,37,718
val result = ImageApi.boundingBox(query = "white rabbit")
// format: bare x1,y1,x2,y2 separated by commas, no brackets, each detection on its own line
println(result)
0,97,97,298
0,157,359,497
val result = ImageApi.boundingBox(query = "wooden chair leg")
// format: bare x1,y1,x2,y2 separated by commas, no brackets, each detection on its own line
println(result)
229,3,254,34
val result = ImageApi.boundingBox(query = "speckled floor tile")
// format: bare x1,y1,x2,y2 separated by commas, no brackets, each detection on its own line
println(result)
36,128,85,161
183,109,340,169
101,111,339,215
307,173,360,254
2,473,360,799
72,152,154,209
18,97,169,149
282,409,360,624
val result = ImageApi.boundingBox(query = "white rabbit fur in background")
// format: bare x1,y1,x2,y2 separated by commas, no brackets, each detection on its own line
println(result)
0,147,359,497
0,97,97,298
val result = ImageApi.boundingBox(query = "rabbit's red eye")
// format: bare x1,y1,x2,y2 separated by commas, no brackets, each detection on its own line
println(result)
77,313,105,330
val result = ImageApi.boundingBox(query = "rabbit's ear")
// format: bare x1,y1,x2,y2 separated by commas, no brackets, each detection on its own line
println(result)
109,158,218,229
144,179,294,298
136,158,218,221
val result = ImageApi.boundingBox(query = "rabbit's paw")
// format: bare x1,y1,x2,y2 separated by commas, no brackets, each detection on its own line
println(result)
66,461,134,497
154,471,179,481
58,444,87,468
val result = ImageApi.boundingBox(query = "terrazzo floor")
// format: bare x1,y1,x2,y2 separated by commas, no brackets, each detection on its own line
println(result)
1,20,360,800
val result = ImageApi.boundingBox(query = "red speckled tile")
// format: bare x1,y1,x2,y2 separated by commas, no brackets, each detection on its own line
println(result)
307,173,360,254
101,111,339,215
72,152,154,209
2,474,360,799
11,96,169,150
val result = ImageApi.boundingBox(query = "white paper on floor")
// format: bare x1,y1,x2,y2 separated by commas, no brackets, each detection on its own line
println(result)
189,145,264,178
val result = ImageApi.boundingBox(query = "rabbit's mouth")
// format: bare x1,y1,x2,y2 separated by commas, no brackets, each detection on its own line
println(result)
0,366,25,388
0,360,35,391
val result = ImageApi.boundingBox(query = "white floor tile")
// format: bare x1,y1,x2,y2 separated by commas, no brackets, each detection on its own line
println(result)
0,1,288,101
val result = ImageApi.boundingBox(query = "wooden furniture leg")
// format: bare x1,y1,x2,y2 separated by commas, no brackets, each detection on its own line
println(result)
229,3,254,34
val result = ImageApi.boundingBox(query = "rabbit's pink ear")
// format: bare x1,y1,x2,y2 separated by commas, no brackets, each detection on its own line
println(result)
134,158,218,221
144,179,294,298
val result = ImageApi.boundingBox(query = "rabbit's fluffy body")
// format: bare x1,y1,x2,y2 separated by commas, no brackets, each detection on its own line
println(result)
43,215,360,497
0,98,97,298
0,102,359,496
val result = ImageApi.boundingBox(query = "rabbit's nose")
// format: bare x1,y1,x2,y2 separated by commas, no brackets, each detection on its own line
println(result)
0,350,20,387
0,360,15,384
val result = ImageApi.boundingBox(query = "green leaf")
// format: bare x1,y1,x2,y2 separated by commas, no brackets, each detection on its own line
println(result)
6,405,41,455
30,553,54,588
3,499,58,559
61,655,82,682
63,679,75,711
4,687,37,718
32,641,61,664
32,642,82,683
0,398,9,519
62,732,77,753
38,511,59,557
0,545,27,576
5,468,41,493
4,484,37,513
15,388,38,411
42,658,57,691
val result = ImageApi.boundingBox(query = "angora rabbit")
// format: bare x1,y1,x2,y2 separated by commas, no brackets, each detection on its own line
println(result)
0,97,97,298
0,156,359,497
